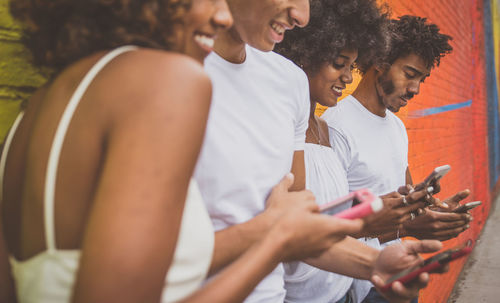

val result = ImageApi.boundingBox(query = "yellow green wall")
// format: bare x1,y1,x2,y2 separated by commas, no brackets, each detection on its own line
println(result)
0,0,46,142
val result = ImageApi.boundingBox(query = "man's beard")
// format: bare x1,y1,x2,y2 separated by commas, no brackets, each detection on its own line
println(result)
376,72,414,112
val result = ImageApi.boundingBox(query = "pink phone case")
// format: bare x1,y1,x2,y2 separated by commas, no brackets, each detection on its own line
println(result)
320,189,383,219
335,198,383,219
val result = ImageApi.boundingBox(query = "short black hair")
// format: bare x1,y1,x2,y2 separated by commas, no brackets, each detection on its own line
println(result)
274,0,390,75
383,15,453,69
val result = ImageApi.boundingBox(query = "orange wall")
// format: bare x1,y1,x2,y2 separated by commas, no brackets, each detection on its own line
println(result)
318,1,492,302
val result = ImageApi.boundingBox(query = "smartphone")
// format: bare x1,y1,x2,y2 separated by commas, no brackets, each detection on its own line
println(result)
380,240,474,292
414,164,451,192
320,189,383,219
453,201,482,213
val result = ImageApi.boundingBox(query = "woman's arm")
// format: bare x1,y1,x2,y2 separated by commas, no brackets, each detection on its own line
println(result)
0,220,16,303
72,51,212,303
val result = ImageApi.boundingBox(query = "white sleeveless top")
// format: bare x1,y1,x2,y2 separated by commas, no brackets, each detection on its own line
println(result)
0,46,214,303
284,143,352,303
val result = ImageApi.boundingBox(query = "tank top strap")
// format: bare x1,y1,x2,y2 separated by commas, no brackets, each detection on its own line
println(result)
44,45,138,252
0,112,25,199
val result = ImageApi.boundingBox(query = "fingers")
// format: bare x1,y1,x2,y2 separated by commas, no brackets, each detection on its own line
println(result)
431,210,471,223
406,188,428,203
405,240,442,255
276,172,294,192
380,192,402,207
398,184,413,195
432,180,442,194
371,274,385,289
401,201,426,213
432,197,449,209
391,280,423,300
446,189,471,207
406,186,449,209
372,274,425,301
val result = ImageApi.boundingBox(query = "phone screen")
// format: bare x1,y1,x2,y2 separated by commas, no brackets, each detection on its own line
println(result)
321,198,354,216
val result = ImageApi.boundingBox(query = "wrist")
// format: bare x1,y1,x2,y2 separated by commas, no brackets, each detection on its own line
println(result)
367,250,382,280
257,207,282,230
262,223,293,263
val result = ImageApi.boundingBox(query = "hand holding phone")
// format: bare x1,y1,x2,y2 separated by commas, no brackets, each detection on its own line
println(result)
320,189,383,219
414,164,451,193
380,240,473,292
453,201,482,213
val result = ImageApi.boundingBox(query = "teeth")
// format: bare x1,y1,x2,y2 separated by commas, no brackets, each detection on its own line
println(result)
332,87,342,93
271,22,285,35
194,34,214,49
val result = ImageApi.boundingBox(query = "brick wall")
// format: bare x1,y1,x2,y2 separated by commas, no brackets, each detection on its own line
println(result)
1,0,500,302
318,0,496,301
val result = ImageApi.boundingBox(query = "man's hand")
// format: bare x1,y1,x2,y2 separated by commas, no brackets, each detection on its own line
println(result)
358,189,427,238
432,189,471,211
398,184,448,209
402,209,471,241
262,173,318,223
371,240,444,303
264,173,365,261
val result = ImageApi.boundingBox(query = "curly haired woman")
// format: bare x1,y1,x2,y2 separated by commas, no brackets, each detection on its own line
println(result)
275,1,435,302
0,1,366,302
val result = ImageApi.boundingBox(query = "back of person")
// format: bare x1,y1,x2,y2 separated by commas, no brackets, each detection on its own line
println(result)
0,46,215,303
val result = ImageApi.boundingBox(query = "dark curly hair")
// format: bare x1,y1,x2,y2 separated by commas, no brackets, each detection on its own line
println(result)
9,0,191,74
382,15,453,69
274,0,390,75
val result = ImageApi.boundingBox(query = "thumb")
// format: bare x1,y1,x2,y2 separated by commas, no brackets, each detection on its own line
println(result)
398,184,412,195
406,240,442,255
276,173,295,192
449,189,470,203
371,274,385,288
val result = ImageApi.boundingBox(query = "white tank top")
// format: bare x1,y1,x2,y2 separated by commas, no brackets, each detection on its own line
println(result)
0,46,214,303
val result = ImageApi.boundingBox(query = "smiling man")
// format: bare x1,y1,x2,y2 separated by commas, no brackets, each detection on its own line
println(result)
322,15,473,303
195,4,445,302
194,1,312,302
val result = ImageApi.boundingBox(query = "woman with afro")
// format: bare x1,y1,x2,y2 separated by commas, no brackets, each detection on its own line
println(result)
275,0,405,302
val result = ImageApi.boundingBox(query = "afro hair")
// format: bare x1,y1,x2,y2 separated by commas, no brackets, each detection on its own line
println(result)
382,15,453,69
274,0,390,75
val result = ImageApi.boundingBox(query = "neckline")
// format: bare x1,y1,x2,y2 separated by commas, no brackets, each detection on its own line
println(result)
208,44,254,68
348,95,390,122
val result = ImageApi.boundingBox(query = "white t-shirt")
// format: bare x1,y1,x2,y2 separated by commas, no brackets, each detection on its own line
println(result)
284,143,353,303
195,45,310,303
322,95,408,302
322,95,408,197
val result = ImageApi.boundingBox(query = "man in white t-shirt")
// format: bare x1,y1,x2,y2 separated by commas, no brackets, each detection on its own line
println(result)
195,3,444,302
323,15,472,303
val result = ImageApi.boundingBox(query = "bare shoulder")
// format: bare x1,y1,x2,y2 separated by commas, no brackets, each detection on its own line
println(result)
95,48,212,115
